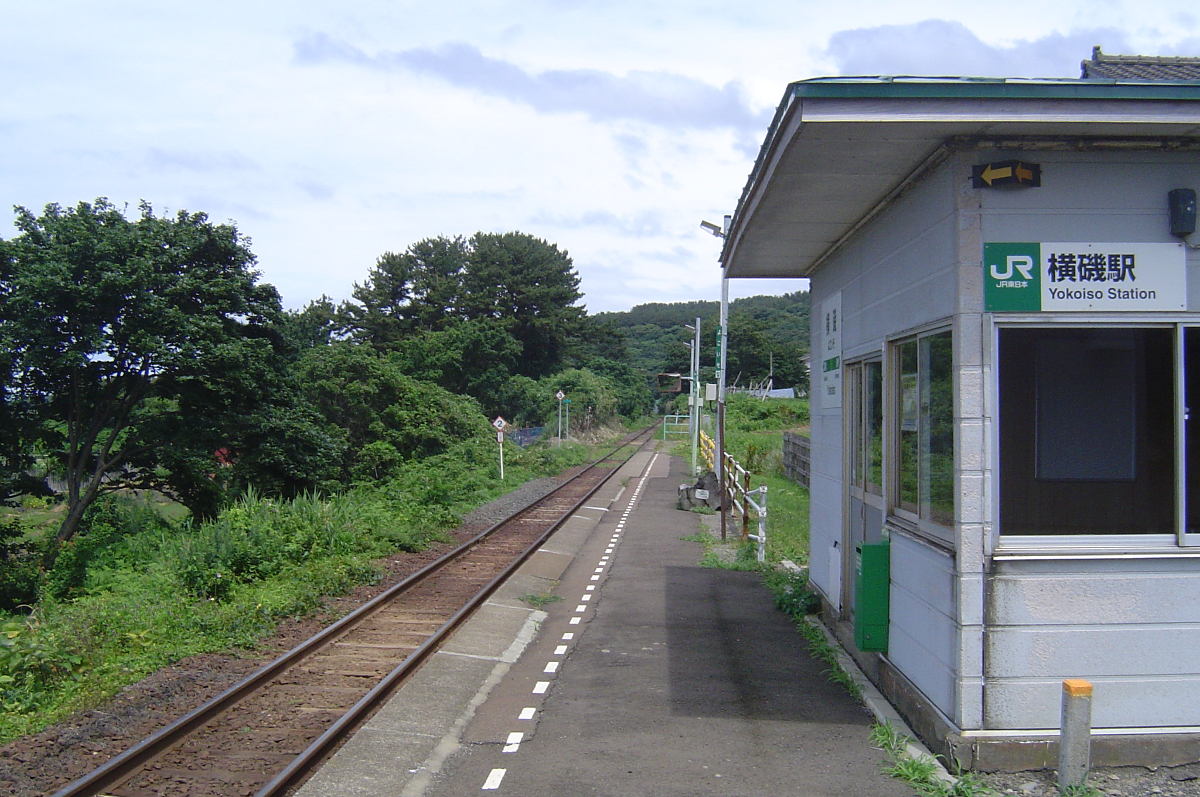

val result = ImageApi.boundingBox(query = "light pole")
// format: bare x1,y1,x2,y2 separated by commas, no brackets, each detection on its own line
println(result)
702,215,731,539
685,318,701,476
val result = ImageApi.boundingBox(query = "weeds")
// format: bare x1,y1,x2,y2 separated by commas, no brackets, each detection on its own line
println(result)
871,721,995,797
764,569,820,616
795,619,863,700
519,592,563,608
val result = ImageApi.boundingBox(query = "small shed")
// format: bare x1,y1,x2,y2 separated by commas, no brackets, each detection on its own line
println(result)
720,58,1200,769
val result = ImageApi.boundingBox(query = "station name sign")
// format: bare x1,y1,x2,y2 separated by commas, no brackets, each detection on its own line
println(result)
983,242,1186,312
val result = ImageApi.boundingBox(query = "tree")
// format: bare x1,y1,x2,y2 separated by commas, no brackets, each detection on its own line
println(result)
389,318,522,416
295,343,491,483
339,237,469,344
461,232,585,379
0,199,283,551
278,295,340,352
342,232,585,378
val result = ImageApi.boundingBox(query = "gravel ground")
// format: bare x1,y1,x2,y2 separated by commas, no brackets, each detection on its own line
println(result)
976,764,1200,796
459,476,562,527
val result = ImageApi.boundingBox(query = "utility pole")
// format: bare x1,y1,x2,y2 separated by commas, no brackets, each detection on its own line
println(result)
688,317,701,476
718,272,729,540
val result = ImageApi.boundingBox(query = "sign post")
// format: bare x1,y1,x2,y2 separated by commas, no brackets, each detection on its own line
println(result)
563,399,570,442
556,390,565,442
493,416,507,480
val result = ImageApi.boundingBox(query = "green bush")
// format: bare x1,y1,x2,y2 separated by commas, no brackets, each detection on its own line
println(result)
43,495,174,601
0,613,84,697
723,393,809,431
0,518,41,612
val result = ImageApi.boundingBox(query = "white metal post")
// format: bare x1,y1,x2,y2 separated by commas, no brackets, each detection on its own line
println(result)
718,275,729,540
690,317,701,476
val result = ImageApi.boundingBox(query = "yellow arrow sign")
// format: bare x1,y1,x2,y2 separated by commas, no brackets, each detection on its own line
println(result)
1015,163,1034,182
980,164,1013,185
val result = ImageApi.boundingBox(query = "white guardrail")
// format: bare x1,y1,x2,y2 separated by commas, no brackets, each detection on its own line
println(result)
700,431,768,563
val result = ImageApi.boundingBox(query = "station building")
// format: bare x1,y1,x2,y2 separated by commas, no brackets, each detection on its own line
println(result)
719,51,1200,769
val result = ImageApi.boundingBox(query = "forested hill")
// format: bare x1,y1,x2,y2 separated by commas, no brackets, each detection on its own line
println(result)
594,291,810,391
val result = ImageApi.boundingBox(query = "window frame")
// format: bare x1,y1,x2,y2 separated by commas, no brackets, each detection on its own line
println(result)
992,317,1200,553
886,323,955,547
845,358,885,502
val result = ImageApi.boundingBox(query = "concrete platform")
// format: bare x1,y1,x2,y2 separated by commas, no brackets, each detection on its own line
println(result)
297,445,910,797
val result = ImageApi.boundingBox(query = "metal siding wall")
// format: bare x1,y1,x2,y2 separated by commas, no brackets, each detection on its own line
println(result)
980,149,1200,731
808,276,843,607
809,162,964,715
889,533,958,716
807,420,843,606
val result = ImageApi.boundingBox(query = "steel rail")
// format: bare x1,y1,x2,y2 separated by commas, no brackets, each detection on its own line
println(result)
256,426,656,796
50,424,657,797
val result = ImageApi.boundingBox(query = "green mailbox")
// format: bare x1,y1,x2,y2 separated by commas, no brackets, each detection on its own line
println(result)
854,540,890,653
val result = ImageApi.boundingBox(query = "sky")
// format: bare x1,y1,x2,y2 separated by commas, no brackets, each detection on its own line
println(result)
3,2,1199,315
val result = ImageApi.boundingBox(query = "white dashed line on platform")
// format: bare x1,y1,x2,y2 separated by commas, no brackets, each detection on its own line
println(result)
543,661,559,673
575,605,587,612
503,732,524,753
533,681,549,694
562,632,574,640
483,768,506,789
569,617,581,625
555,645,568,655
519,707,536,720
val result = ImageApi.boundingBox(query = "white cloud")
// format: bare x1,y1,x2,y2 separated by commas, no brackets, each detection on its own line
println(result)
1,2,1196,317
824,19,1131,78
293,33,769,132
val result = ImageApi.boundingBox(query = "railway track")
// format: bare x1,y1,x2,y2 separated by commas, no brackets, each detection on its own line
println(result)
52,424,658,797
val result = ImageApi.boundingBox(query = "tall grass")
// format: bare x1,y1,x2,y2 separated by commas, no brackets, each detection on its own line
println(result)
0,434,601,744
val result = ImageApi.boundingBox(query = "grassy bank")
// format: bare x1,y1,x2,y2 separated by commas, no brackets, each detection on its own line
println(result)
0,434,605,744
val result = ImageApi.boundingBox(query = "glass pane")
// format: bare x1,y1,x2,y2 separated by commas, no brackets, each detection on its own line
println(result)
865,361,883,496
998,327,1174,535
898,340,919,513
1036,336,1136,480
924,332,954,525
848,364,863,489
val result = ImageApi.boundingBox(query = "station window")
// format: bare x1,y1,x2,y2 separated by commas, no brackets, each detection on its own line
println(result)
847,360,883,497
892,329,954,531
998,327,1174,535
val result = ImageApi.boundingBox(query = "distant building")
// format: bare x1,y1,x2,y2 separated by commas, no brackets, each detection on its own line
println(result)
721,53,1200,770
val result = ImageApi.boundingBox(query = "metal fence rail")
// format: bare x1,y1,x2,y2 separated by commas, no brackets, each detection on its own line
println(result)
699,431,768,563
662,414,690,439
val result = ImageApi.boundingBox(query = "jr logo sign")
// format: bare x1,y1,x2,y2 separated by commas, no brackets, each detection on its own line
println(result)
983,242,1185,313
983,243,1040,311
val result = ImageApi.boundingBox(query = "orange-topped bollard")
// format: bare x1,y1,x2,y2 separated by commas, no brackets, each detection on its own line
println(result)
1059,679,1093,792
